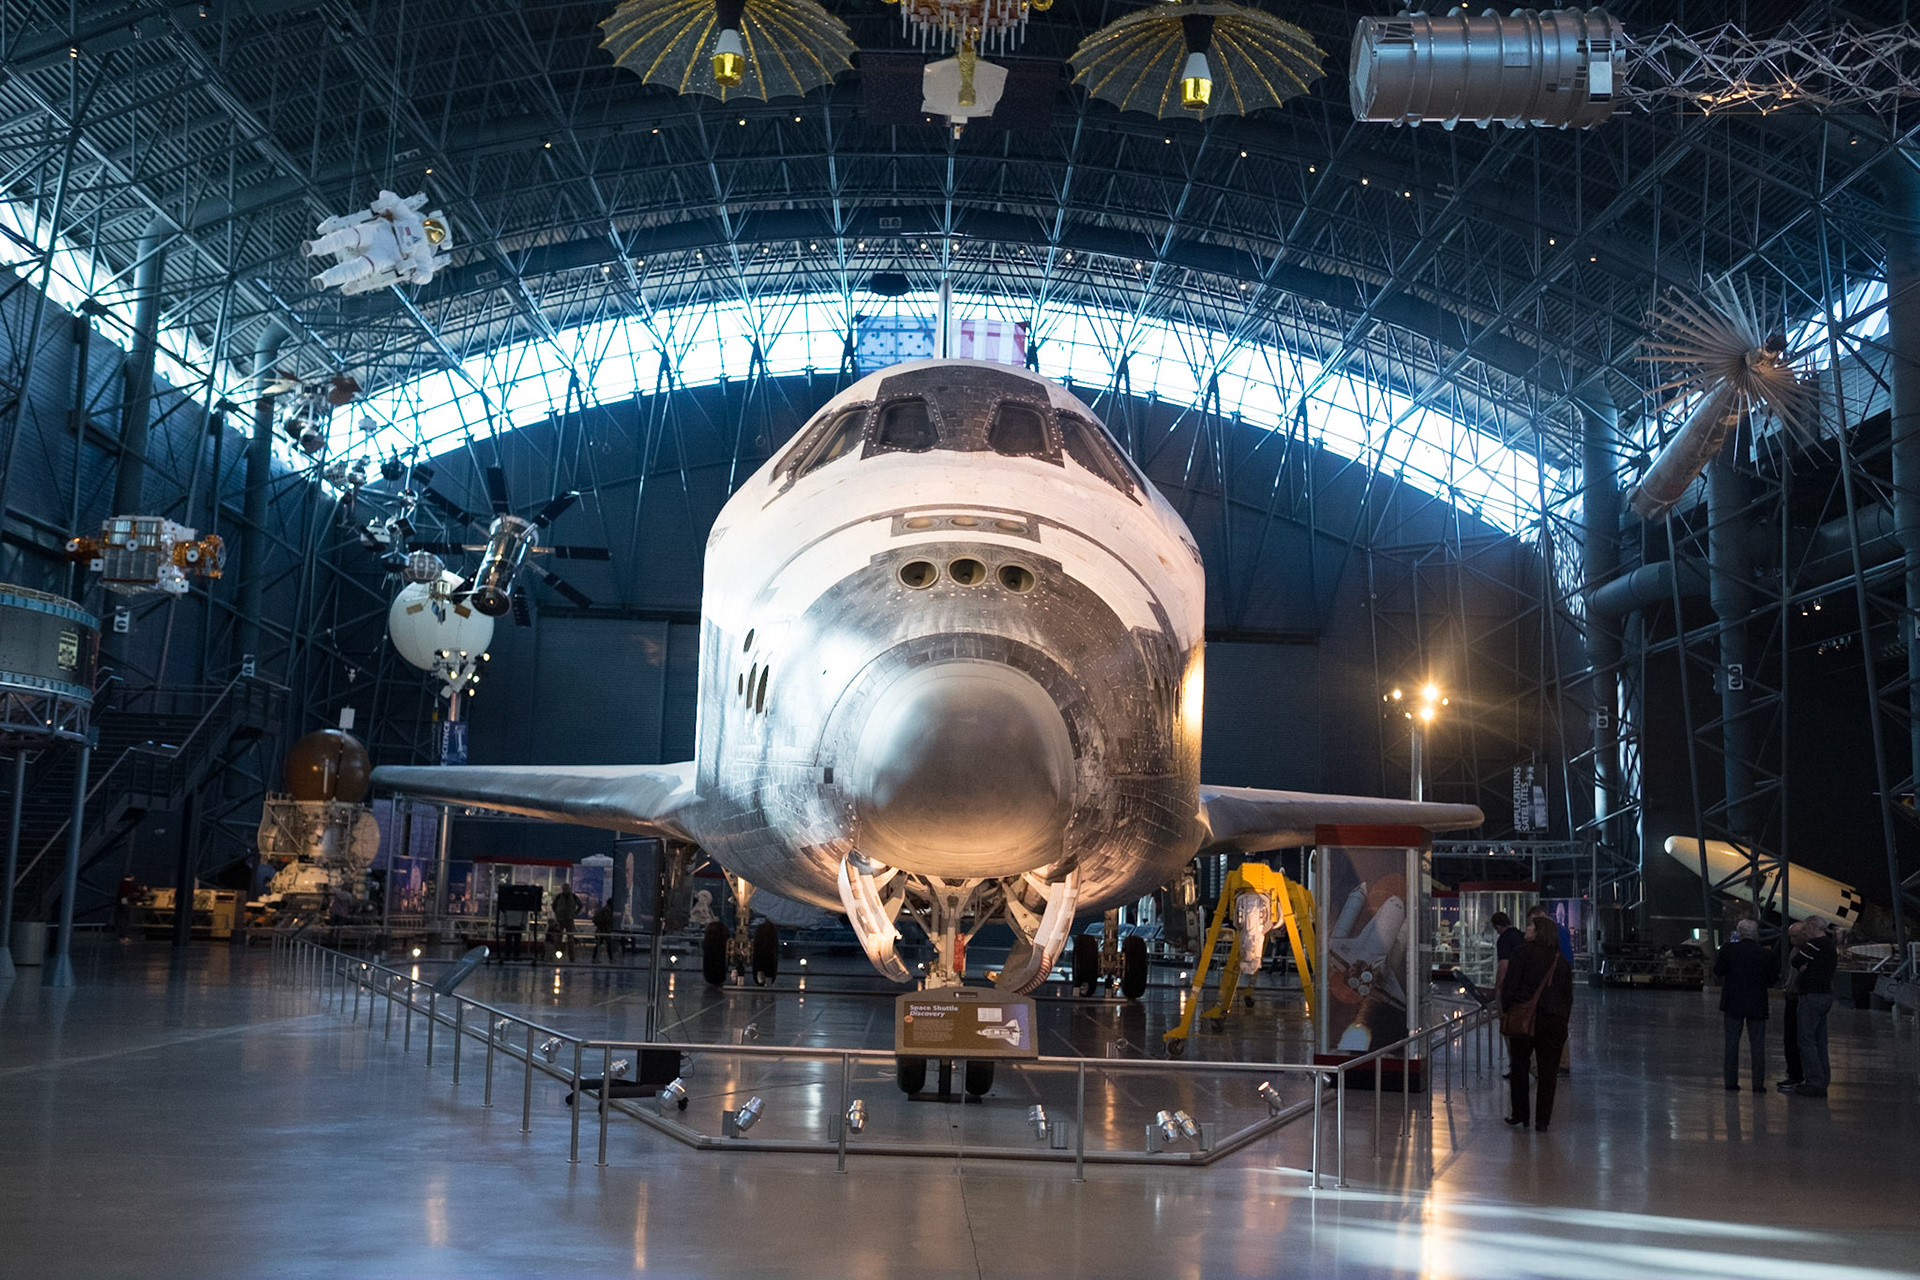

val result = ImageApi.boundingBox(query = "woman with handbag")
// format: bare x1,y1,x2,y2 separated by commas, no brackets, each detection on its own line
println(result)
1500,915,1575,1130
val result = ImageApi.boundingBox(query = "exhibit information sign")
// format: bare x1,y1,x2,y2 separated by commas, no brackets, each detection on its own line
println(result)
1314,824,1432,1058
894,986,1039,1058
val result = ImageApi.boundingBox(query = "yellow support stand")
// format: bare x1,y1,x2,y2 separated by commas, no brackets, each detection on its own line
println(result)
1162,864,1315,1057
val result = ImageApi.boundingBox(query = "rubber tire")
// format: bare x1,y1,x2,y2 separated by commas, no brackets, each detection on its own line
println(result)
752,920,779,984
701,920,730,986
964,1058,995,1097
897,1054,928,1095
1072,933,1101,995
1120,935,1149,1001
1166,1037,1186,1058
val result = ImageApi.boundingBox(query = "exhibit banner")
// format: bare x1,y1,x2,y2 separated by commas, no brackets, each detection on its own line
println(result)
895,987,1038,1058
1314,824,1432,1058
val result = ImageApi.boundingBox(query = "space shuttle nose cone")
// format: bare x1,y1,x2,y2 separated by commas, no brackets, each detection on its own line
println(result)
850,661,1074,879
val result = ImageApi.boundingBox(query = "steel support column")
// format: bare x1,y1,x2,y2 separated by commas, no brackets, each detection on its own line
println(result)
110,215,172,517
0,751,24,981
234,321,289,672
1707,456,1758,847
1578,384,1625,865
44,744,90,988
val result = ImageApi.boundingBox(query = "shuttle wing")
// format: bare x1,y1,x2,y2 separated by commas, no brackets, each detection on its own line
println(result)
370,761,699,843
1197,785,1483,853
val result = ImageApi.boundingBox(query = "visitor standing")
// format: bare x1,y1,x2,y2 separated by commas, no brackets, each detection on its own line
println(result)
1714,918,1775,1092
1500,915,1574,1130
1788,916,1837,1097
1778,920,1808,1092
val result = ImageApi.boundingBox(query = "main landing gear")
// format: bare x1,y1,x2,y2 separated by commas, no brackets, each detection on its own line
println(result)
701,872,779,986
1070,910,1150,1000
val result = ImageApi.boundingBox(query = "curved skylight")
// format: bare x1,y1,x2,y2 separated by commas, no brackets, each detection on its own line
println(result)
360,291,1564,535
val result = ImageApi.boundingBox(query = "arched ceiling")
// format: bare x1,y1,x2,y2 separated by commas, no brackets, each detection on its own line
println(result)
0,0,1906,466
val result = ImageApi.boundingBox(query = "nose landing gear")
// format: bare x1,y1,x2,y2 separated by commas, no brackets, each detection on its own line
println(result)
700,872,780,986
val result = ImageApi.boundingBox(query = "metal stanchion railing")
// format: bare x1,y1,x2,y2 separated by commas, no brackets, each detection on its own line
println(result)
521,1025,535,1134
483,1014,496,1109
597,1046,611,1168
284,940,1502,1183
569,1042,584,1163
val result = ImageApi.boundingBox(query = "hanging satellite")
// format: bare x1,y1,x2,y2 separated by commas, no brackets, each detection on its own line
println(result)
1069,1,1325,120
599,0,854,101
411,465,610,625
66,516,225,596
1628,280,1820,521
389,571,494,699
303,191,451,296
922,46,1007,135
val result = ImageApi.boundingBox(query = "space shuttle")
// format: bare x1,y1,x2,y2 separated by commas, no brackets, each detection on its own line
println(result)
372,360,1482,993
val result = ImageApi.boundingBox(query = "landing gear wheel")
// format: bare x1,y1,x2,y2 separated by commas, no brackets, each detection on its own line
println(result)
751,920,779,985
964,1059,995,1097
1120,935,1149,1001
701,920,729,986
1166,1037,1186,1058
896,1055,928,1095
1072,933,1100,996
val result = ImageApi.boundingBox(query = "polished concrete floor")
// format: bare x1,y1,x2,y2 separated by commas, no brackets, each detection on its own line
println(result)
2,939,1917,1280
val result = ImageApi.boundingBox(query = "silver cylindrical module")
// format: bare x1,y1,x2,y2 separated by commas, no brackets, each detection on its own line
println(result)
1350,8,1625,129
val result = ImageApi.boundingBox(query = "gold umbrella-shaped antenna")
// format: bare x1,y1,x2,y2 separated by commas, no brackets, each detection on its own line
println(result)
1069,1,1325,120
600,0,855,101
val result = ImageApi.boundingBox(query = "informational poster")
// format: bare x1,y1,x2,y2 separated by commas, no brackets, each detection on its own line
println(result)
1512,765,1547,833
1314,827,1430,1057
894,986,1038,1058
438,720,468,766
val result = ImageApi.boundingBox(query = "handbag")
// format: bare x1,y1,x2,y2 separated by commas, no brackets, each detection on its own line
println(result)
1500,953,1560,1038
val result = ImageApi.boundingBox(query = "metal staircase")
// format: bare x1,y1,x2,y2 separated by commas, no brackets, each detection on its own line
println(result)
6,677,286,921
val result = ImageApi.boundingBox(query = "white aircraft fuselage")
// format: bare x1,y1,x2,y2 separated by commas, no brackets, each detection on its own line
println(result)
690,359,1203,916
374,358,1484,991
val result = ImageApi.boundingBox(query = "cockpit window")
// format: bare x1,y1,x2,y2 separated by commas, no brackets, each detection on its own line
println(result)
988,403,1050,457
875,398,937,453
1059,413,1136,496
795,407,868,477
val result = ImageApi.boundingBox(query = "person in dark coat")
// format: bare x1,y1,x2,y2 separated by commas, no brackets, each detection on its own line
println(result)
1714,918,1777,1091
1500,916,1575,1130
1789,916,1838,1096
1778,920,1808,1092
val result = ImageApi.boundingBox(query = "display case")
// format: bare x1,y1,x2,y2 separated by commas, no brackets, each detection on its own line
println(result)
1455,882,1540,988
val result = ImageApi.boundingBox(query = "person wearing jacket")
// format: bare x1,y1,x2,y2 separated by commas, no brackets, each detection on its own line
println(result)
1788,917,1838,1096
1500,915,1575,1130
1714,918,1777,1092
1778,920,1809,1092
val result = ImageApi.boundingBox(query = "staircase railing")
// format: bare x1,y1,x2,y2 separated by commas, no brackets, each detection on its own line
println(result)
9,675,287,897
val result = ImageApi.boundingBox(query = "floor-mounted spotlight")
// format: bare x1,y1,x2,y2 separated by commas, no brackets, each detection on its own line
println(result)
724,1096,765,1137
610,1059,632,1080
1257,1080,1283,1116
1028,1105,1050,1141
657,1077,689,1113
540,1037,562,1063
843,1099,867,1135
